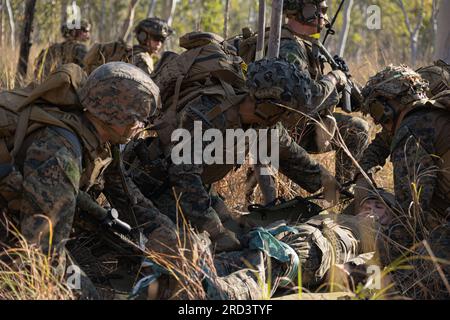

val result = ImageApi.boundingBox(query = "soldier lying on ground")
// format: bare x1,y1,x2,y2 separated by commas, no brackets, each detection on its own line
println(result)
124,31,346,253
145,190,396,300
0,62,179,299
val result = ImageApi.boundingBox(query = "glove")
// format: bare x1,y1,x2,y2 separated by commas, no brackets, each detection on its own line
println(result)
326,70,348,90
320,167,341,205
333,55,350,73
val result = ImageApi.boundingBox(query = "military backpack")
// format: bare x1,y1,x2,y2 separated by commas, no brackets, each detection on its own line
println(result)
83,40,133,74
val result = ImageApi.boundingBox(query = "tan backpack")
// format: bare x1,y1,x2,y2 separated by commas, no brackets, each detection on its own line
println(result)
151,31,247,112
83,40,133,74
0,63,98,165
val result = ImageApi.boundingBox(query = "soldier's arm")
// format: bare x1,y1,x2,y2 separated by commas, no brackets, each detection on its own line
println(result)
101,151,169,228
20,127,83,254
391,125,438,215
279,39,339,113
132,53,154,75
74,43,88,68
359,129,392,174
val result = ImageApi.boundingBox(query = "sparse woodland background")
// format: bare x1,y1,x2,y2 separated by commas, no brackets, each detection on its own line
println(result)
0,0,449,205
0,0,449,87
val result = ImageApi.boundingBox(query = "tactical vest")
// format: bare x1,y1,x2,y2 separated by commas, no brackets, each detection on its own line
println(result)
152,32,248,148
393,91,450,216
0,64,112,209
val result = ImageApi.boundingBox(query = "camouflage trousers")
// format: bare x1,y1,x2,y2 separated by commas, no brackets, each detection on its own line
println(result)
245,114,370,205
208,217,362,300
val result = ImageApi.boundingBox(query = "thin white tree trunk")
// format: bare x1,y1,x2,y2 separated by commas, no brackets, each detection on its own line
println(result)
100,0,106,42
396,0,424,66
5,0,14,48
337,0,353,57
119,0,140,42
166,0,176,27
147,0,157,18
0,0,4,47
435,0,450,63
224,0,230,39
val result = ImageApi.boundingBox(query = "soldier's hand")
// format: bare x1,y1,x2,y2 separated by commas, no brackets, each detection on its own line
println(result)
327,70,348,90
321,168,341,205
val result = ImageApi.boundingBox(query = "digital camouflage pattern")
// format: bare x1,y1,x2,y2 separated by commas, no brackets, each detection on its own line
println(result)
80,62,161,126
35,40,88,81
417,60,450,97
208,214,378,300
134,18,174,42
245,25,369,204
131,45,155,75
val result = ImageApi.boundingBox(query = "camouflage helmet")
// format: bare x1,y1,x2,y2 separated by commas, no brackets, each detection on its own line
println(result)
61,19,91,38
134,18,174,44
283,0,329,24
361,188,396,209
246,58,312,124
361,65,429,124
79,62,161,127
417,60,450,97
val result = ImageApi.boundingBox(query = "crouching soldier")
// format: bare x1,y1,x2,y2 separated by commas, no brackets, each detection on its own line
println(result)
124,32,343,253
356,65,450,299
0,62,178,298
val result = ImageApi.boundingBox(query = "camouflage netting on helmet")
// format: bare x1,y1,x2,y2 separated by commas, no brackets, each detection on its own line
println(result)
79,62,161,126
417,60,450,97
361,65,429,112
134,17,174,39
246,58,312,112
283,0,322,15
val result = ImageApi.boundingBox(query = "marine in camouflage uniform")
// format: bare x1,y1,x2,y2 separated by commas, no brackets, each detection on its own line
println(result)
131,18,174,74
0,63,178,298
358,65,450,299
34,20,91,82
125,29,345,253
242,0,369,205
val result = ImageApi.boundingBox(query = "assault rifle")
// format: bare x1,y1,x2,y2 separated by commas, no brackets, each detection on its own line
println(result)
317,0,363,113
76,191,146,258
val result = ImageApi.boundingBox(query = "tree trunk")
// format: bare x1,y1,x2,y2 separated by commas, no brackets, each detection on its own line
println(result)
100,0,106,42
337,0,353,57
147,0,157,18
119,0,140,42
5,0,14,48
396,0,424,66
435,0,450,63
61,0,68,25
0,0,4,48
223,0,230,39
166,0,176,27
17,0,37,79
267,0,284,59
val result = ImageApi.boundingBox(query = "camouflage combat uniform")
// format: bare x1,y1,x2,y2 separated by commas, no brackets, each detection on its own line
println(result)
243,24,369,204
125,32,347,251
207,214,379,300
1,63,177,298
35,40,88,81
130,45,155,75
359,65,450,299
